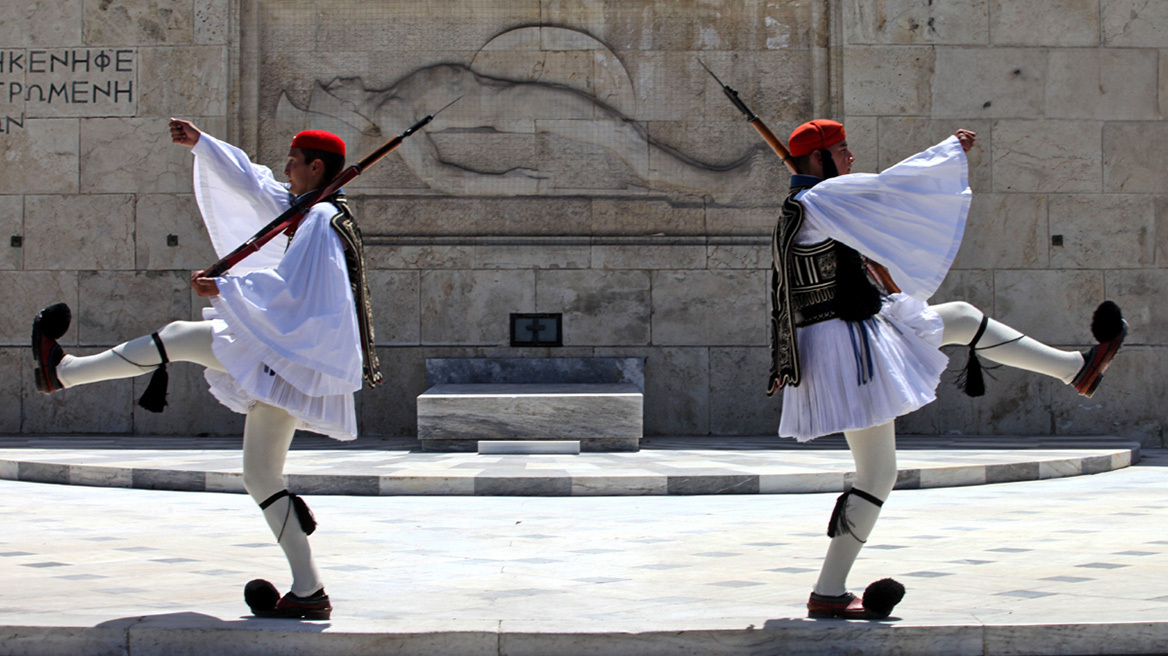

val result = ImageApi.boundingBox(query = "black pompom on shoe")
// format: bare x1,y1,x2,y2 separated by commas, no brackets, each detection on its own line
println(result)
32,303,70,394
244,579,280,616
862,578,906,619
1073,301,1128,397
1090,300,1124,343
36,303,71,340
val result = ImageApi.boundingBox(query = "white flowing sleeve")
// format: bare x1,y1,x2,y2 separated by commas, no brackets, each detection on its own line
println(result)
799,136,972,300
208,204,363,397
190,134,293,273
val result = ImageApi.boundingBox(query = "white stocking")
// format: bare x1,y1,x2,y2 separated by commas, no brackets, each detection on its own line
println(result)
814,421,897,597
55,321,225,388
932,302,1083,383
242,402,322,597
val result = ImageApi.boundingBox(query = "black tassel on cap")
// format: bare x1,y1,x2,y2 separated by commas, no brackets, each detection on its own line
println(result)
137,332,170,413
1091,300,1124,343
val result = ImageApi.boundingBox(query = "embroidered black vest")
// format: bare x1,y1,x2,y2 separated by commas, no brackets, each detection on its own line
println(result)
327,194,383,388
767,185,883,395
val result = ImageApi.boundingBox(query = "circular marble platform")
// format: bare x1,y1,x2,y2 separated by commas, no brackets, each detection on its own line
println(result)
0,434,1140,496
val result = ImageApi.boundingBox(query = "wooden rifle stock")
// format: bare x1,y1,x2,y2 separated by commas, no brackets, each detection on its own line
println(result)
201,97,460,278
748,118,795,173
697,59,903,293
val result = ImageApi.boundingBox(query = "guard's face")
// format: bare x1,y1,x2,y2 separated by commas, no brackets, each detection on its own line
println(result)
285,148,319,196
826,140,854,175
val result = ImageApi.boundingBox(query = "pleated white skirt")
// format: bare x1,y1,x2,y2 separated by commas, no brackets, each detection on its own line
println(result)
778,293,947,442
202,311,358,441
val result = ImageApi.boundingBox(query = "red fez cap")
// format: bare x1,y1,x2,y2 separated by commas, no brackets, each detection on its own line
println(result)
788,120,846,158
291,130,346,157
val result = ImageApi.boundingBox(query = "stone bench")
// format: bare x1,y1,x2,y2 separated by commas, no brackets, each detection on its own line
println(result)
417,358,644,452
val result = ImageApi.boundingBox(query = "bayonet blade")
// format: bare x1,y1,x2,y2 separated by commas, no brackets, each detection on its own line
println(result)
429,95,462,120
697,58,727,88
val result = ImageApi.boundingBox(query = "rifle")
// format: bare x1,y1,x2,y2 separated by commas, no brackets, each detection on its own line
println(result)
699,60,901,293
202,96,461,277
698,59,796,174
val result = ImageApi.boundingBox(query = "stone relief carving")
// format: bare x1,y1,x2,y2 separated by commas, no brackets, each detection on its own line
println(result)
274,27,764,200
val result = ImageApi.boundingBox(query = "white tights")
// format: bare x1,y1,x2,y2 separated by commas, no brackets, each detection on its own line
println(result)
243,402,323,597
932,301,1083,383
55,321,226,386
54,322,322,596
814,422,897,596
813,302,1084,596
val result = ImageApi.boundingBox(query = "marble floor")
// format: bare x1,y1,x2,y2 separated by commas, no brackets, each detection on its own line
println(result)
2,449,1168,655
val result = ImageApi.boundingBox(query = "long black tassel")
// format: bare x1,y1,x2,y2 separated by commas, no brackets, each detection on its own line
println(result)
260,490,318,539
827,488,884,542
955,316,989,397
291,494,317,536
955,315,1026,398
137,332,170,413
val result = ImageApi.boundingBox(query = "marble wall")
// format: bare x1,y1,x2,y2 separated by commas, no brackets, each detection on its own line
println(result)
1,0,1163,445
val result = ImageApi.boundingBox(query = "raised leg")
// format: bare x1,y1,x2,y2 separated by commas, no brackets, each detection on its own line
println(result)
54,320,226,388
932,301,1083,383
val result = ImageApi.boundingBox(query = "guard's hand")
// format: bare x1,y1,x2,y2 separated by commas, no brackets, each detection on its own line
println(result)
190,269,219,297
954,129,977,152
170,118,201,147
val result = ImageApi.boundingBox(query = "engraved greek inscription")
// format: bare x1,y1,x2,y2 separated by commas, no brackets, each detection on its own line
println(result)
71,50,89,73
0,112,22,134
47,82,68,103
0,48,137,124
115,50,132,72
0,51,26,73
113,80,132,103
28,50,46,73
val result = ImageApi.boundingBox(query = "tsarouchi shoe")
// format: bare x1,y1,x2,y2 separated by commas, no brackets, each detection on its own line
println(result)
1072,301,1128,398
807,579,905,620
31,303,70,394
255,588,332,620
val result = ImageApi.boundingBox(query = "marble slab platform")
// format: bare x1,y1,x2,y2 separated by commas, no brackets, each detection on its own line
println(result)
425,357,645,390
417,383,643,452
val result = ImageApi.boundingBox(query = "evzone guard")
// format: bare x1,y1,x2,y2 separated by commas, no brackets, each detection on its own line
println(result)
768,120,1126,619
31,120,383,620
698,62,1127,619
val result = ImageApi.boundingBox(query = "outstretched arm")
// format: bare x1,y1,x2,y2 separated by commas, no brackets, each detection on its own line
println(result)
170,118,202,147
954,129,976,152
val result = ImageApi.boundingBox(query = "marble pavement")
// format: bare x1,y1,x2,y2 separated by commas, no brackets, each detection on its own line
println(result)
1,447,1168,655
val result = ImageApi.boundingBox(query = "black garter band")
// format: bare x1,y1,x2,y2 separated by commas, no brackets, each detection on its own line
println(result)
259,489,317,540
111,332,171,413
955,315,1024,398
827,487,884,542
